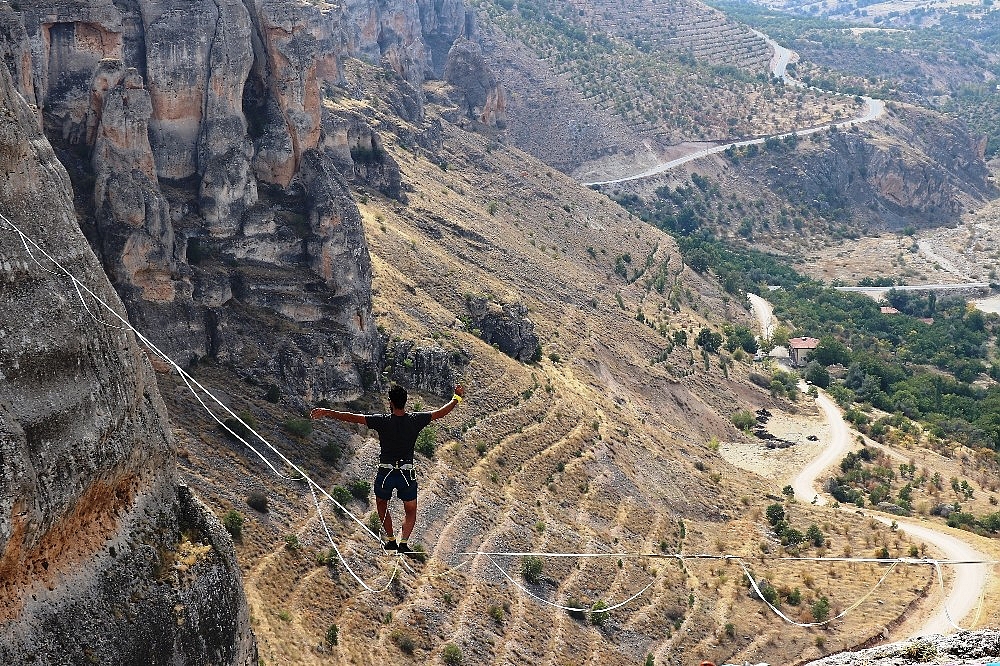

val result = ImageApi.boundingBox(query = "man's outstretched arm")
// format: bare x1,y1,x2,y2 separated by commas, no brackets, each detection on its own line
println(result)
431,384,466,421
310,407,366,424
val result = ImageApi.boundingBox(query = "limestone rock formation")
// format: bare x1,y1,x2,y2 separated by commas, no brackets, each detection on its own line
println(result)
444,37,507,127
806,630,1000,665
386,340,469,396
0,52,256,666
4,0,481,403
763,107,996,229
466,295,540,363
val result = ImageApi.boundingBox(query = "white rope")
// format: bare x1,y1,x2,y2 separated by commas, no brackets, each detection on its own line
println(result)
737,558,898,628
1,213,399,590
484,553,655,614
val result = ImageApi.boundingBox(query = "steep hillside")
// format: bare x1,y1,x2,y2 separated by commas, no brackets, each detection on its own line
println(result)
472,0,857,176
0,0,974,664
0,33,255,666
161,56,942,666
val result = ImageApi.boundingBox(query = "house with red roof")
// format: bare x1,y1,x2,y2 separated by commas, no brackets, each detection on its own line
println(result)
788,336,820,367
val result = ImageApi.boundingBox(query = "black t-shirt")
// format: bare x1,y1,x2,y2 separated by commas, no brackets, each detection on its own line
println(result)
365,412,433,464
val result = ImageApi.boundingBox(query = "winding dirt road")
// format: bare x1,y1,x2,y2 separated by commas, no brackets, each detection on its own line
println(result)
797,390,991,637
747,292,777,341
747,294,991,637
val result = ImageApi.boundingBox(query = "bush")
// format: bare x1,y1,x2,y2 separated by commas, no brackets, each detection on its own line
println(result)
265,384,281,403
284,534,301,551
488,604,504,624
565,597,587,621
442,643,462,665
391,631,415,654
731,410,756,431
326,623,339,646
590,600,609,626
247,490,268,513
765,503,785,526
415,425,437,458
221,413,255,442
812,595,831,622
320,442,342,465
347,478,370,500
283,417,313,438
521,555,543,584
223,510,243,540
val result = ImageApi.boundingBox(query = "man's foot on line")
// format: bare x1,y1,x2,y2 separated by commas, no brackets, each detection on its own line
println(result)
383,539,398,551
396,541,410,555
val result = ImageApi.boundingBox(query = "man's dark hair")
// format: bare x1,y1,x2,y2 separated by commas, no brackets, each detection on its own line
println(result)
388,384,407,410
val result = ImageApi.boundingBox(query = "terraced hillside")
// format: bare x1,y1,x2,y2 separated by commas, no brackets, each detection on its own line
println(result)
569,0,771,69
473,0,855,175
162,59,946,666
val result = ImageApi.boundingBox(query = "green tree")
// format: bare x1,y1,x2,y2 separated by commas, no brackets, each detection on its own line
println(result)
696,328,723,353
813,336,851,366
812,596,831,622
766,503,785,526
804,361,830,388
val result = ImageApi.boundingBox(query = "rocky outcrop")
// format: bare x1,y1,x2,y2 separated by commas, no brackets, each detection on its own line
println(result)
3,0,482,403
321,107,403,198
90,61,179,302
0,54,255,665
466,295,540,363
806,630,1000,665
444,37,507,127
762,107,996,229
385,340,469,397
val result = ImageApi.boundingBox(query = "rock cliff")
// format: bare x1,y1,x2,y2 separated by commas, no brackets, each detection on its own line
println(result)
0,49,256,665
3,0,496,403
761,106,995,229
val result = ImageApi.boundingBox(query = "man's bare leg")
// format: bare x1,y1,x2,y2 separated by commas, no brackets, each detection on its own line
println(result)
401,499,417,542
376,498,394,539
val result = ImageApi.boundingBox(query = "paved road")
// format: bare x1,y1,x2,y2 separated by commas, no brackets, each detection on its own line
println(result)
835,283,989,293
582,34,886,187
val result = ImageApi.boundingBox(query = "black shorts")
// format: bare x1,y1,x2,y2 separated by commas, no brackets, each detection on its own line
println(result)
374,467,417,502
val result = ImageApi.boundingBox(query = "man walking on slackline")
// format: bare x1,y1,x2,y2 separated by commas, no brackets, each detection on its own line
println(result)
311,383,465,554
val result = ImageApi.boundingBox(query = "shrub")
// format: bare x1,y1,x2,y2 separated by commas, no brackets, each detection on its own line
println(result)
731,410,756,431
320,442,342,465
786,587,802,605
283,417,313,438
724,622,736,638
442,643,462,665
247,490,268,513
284,534,301,551
415,425,437,458
645,654,655,666
391,631,415,654
590,600,609,626
326,623,339,646
812,595,831,622
223,510,243,540
521,555,543,584
765,503,785,526
347,478,370,500
806,524,825,547
221,413,256,442
488,604,504,624
565,597,587,621
265,384,281,403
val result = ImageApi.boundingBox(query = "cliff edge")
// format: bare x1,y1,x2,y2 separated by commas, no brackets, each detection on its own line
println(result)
0,44,257,665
